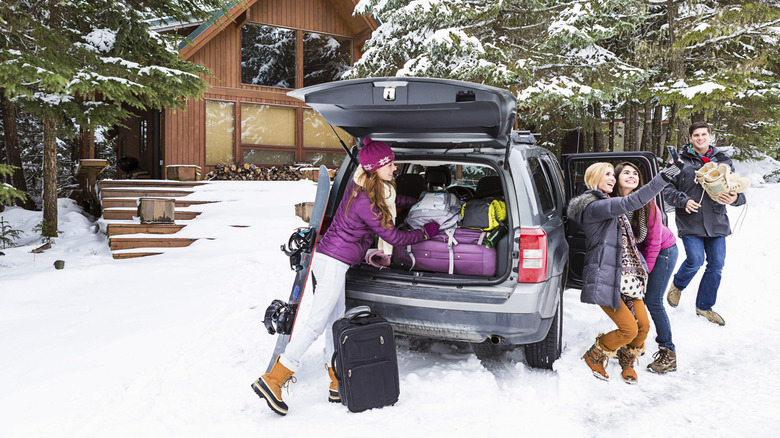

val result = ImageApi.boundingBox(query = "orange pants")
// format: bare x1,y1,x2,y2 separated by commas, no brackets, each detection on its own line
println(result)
599,299,649,351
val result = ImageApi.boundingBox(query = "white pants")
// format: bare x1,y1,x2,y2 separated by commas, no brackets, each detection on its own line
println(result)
280,253,348,370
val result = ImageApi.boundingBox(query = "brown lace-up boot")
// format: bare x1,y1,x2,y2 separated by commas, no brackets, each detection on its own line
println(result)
647,347,677,374
327,366,341,403
251,356,296,416
617,345,645,384
582,334,617,380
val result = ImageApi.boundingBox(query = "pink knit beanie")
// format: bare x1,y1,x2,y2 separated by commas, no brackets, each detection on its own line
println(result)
358,137,394,172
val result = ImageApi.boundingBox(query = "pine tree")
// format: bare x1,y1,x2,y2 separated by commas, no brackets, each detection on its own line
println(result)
0,0,233,237
350,0,780,157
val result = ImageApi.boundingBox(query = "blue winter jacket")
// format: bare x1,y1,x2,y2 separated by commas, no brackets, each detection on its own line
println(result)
317,180,424,266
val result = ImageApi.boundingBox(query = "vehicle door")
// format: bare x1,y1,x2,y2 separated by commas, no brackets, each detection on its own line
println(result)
561,152,666,288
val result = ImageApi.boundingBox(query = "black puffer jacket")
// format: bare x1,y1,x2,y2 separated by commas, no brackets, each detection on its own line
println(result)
567,173,669,309
662,145,746,237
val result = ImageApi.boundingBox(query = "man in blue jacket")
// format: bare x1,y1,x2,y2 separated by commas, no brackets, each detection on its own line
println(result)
663,121,747,326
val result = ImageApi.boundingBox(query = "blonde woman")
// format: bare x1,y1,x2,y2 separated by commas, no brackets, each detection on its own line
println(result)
566,160,681,383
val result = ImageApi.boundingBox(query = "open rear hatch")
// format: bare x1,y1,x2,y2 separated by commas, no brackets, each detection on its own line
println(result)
288,77,517,149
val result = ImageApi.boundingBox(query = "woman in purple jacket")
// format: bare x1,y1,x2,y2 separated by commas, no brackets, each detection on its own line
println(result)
252,138,439,416
615,162,679,374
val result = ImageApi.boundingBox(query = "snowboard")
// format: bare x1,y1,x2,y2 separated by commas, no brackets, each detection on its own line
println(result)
264,165,331,373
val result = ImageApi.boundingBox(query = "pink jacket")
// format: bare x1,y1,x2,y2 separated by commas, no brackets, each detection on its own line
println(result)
637,204,677,273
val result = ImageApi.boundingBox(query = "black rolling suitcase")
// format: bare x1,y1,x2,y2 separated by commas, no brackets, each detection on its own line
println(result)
331,307,399,413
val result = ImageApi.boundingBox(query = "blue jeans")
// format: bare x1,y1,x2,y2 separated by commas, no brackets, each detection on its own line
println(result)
673,235,726,311
645,244,678,351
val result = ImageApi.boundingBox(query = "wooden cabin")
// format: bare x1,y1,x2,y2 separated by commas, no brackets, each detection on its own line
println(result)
113,0,377,179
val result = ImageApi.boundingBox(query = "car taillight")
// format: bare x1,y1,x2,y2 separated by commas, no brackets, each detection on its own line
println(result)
517,228,547,283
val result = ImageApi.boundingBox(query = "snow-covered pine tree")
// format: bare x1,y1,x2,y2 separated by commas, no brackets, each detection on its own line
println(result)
348,0,516,85
349,0,653,151
349,0,779,157
642,1,780,156
0,0,234,237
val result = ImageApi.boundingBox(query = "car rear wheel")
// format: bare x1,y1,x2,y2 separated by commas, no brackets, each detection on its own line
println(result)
524,286,563,369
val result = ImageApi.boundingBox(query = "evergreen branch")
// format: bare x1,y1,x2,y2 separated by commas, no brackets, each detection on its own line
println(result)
684,18,780,51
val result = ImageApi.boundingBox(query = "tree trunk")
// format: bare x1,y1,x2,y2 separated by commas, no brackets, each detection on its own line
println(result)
652,102,664,158
666,103,677,146
677,116,690,147
641,98,653,152
42,113,58,237
626,101,636,151
593,102,604,152
608,116,615,152
583,125,593,153
0,94,35,209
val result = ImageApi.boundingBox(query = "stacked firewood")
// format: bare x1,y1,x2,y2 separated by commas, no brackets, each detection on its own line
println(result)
206,162,322,181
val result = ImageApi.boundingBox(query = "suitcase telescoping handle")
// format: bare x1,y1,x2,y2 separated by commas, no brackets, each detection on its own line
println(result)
331,351,341,381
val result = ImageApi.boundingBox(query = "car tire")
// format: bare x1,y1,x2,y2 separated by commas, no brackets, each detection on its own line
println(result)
524,287,563,370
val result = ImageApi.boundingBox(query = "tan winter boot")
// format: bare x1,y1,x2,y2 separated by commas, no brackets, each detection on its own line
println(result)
582,334,617,381
667,284,683,308
647,347,677,374
251,356,296,416
327,366,341,403
696,308,726,326
617,345,645,384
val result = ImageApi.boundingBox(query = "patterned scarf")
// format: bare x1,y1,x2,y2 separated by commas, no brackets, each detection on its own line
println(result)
618,213,648,315
625,209,647,244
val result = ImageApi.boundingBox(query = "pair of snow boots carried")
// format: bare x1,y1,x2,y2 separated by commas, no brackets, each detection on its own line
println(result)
694,162,749,203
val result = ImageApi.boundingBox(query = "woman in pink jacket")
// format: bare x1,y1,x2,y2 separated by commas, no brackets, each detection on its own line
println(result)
615,162,679,374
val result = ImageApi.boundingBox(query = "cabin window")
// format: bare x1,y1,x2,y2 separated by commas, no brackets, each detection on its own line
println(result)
205,100,235,165
303,108,352,149
302,32,352,87
241,103,296,146
244,150,296,165
241,24,353,89
241,25,296,87
305,152,346,167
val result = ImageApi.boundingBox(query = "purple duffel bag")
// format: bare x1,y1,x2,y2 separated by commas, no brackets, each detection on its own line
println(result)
392,228,497,276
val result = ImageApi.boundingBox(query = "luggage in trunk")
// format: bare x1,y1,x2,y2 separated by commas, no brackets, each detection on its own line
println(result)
392,228,497,276
331,308,399,413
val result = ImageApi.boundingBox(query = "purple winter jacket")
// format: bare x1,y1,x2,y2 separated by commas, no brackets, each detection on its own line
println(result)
317,180,424,266
637,204,677,272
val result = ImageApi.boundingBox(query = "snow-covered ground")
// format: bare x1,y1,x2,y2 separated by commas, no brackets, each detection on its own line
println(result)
1,166,779,437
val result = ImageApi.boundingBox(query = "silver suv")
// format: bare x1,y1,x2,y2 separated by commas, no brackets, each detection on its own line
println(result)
290,78,569,369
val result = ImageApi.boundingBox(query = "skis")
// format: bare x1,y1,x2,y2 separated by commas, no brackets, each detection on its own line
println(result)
264,166,331,373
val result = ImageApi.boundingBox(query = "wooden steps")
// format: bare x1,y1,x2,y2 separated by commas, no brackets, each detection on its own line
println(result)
98,178,218,259
100,188,195,198
102,208,201,221
98,180,204,189
112,251,163,259
106,223,185,237
109,237,203,251
101,198,216,209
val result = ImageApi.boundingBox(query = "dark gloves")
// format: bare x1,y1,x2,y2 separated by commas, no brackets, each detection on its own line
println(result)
422,221,440,239
661,160,684,182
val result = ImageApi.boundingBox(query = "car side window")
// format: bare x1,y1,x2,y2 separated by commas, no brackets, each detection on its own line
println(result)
528,157,555,214
541,156,563,210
